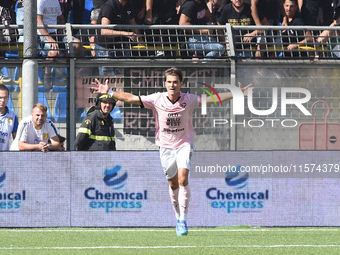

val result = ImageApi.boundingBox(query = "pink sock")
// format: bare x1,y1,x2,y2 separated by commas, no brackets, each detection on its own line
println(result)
169,186,180,219
179,185,191,221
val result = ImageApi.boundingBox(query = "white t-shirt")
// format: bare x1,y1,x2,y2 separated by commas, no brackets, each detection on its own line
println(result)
37,0,62,34
140,92,200,149
10,115,59,151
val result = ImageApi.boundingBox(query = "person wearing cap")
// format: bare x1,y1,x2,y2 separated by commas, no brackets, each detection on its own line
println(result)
74,93,116,151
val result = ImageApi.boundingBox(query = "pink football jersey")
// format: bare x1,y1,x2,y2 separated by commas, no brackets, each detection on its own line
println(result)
141,92,200,148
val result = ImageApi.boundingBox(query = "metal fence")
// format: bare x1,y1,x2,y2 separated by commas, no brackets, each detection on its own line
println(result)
1,24,340,150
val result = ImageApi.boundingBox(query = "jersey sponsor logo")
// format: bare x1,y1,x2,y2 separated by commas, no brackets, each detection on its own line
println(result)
163,128,184,133
0,131,9,137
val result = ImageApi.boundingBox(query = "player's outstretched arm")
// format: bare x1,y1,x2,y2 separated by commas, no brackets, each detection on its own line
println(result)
206,82,253,105
92,78,141,105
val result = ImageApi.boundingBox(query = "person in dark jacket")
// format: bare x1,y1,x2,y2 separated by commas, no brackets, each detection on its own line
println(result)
75,93,116,151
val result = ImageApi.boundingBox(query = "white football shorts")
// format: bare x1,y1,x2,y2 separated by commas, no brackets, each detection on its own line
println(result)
159,143,194,180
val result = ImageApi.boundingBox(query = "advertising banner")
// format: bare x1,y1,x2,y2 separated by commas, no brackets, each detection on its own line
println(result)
0,152,71,227
0,151,339,227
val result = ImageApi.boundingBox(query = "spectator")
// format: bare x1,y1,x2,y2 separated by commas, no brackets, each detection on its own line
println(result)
144,0,180,57
58,0,85,24
95,0,143,75
145,0,179,25
317,18,340,44
217,0,263,57
179,0,225,58
16,0,24,42
251,0,279,26
317,1,340,44
277,0,313,57
131,0,146,25
298,0,333,26
0,84,18,151
76,8,100,57
0,1,15,81
89,8,101,57
316,3,340,57
75,93,116,151
207,0,229,23
251,0,280,57
10,103,63,152
37,0,81,90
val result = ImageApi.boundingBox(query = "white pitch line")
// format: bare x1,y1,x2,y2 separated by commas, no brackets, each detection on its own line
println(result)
1,245,340,250
0,228,339,232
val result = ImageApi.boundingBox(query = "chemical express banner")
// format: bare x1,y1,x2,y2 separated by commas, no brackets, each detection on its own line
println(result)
0,151,339,227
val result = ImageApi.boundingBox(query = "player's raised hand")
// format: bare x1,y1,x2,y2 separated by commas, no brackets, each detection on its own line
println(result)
238,82,253,97
91,78,109,94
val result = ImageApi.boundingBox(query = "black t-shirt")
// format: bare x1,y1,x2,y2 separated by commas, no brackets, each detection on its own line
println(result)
256,0,278,23
93,0,108,9
152,0,178,24
218,3,255,49
217,2,254,25
180,0,208,25
97,0,134,47
283,12,305,45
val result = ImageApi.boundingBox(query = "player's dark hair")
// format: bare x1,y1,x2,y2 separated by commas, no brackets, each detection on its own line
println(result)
0,84,9,95
164,68,183,83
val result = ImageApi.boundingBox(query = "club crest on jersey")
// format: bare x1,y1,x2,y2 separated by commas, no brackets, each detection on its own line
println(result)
180,102,187,108
43,134,48,140
7,117,12,123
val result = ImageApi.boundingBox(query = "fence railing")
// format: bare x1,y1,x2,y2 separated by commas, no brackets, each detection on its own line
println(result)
1,24,340,60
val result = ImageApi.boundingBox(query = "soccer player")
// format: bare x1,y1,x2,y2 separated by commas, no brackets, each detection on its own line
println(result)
92,67,251,236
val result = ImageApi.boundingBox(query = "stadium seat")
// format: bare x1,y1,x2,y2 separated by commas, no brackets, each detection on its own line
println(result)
111,105,122,123
7,94,15,113
2,67,19,92
38,92,52,120
53,92,67,122
38,67,44,82
79,108,87,122
38,85,51,92
51,85,67,93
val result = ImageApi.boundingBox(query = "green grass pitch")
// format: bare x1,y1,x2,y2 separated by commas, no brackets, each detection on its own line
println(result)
0,227,339,255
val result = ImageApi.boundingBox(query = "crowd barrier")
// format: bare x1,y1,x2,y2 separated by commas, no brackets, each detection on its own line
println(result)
1,24,340,60
0,151,339,227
